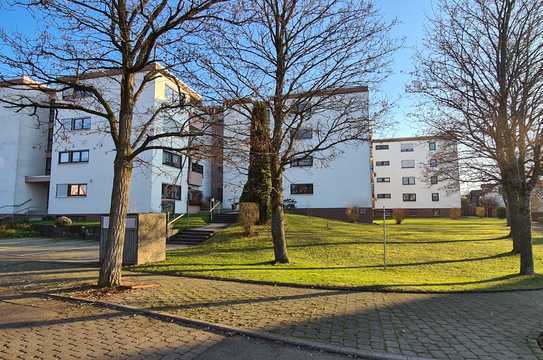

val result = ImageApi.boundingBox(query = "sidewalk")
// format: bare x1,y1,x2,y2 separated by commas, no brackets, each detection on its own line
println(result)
61,271,543,360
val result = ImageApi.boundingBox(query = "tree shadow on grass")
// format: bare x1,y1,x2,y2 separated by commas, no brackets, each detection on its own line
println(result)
148,252,514,273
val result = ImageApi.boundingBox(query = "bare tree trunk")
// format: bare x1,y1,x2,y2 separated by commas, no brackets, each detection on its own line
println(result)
98,154,133,287
270,157,288,264
506,186,534,274
505,192,521,254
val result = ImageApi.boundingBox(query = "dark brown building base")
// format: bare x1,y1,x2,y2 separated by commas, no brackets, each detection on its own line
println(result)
287,207,373,223
373,208,454,218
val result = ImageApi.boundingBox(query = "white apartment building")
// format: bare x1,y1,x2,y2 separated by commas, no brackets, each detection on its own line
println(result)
372,136,461,216
222,87,374,222
0,79,51,216
0,65,213,218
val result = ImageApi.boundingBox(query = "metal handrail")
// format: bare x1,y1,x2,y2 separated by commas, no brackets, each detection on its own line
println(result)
167,213,186,227
0,198,32,211
209,201,222,221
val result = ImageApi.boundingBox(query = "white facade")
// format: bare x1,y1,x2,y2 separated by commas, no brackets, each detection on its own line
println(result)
0,67,213,218
373,137,461,213
47,71,194,216
222,89,373,215
0,83,51,215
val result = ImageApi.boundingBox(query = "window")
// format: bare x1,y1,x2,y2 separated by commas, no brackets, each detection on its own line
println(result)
163,150,182,168
291,156,313,167
429,141,437,151
432,209,441,216
401,160,415,168
191,162,204,174
58,150,89,164
376,161,390,166
429,159,438,167
376,177,390,183
71,117,91,130
56,183,87,197
377,193,391,199
432,193,440,202
290,128,313,140
402,193,416,202
431,175,438,185
402,176,416,185
293,100,312,117
400,143,414,152
162,183,182,200
375,144,389,150
290,183,313,195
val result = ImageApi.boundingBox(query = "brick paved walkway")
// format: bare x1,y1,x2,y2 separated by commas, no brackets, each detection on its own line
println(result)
0,238,355,360
65,273,543,360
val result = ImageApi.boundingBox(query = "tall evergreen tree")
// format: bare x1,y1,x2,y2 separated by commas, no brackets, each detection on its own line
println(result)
240,101,272,224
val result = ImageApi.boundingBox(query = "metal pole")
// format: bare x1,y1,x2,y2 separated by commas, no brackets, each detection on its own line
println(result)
383,206,387,270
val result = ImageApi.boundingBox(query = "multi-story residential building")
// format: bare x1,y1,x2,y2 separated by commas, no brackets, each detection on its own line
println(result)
372,136,461,217
221,87,374,222
1,65,213,218
0,78,52,216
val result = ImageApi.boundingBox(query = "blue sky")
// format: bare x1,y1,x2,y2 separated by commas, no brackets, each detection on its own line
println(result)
377,0,435,138
0,1,434,137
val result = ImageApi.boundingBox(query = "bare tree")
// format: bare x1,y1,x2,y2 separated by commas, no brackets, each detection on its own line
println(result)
190,0,396,263
410,0,543,275
0,0,230,287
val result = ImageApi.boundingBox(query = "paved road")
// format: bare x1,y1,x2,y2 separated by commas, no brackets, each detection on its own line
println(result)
0,238,356,360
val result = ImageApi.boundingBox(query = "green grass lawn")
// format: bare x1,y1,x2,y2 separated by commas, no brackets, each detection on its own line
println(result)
172,212,209,231
134,214,543,292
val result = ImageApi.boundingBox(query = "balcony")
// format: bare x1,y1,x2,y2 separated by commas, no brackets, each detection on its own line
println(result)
25,175,50,183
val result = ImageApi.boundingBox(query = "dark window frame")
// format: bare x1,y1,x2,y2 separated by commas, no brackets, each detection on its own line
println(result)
290,128,313,140
290,183,314,195
375,144,389,150
376,161,390,167
162,183,182,200
58,150,89,164
430,175,438,185
191,162,204,174
71,117,91,130
400,143,415,152
402,176,416,185
429,141,437,151
432,193,440,202
56,183,87,197
162,150,182,169
291,156,314,167
429,159,438,167
377,193,391,199
376,177,390,183
402,193,417,202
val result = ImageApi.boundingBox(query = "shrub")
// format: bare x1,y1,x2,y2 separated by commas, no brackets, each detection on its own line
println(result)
283,198,297,210
345,207,360,223
475,207,485,218
55,216,72,226
239,202,259,236
449,208,461,220
496,207,507,219
393,208,407,224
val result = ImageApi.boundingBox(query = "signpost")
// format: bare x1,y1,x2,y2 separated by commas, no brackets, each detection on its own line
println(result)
383,206,387,270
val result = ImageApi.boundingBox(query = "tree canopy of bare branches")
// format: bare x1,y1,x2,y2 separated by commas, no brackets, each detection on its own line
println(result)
410,0,543,275
0,0,231,287
192,0,396,263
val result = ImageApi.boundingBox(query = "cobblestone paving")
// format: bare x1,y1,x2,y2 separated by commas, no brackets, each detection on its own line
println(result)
74,273,543,360
0,293,223,360
0,238,354,360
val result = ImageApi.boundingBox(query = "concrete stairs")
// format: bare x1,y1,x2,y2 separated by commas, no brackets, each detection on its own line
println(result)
168,213,238,245
209,212,238,224
168,228,217,245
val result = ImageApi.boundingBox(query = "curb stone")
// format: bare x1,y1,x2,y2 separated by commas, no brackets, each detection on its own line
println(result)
42,292,433,360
